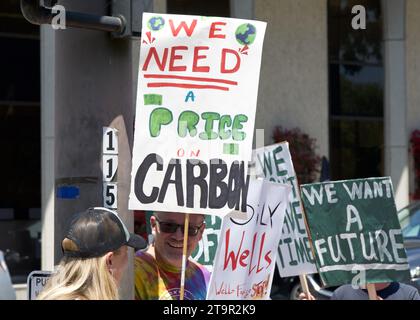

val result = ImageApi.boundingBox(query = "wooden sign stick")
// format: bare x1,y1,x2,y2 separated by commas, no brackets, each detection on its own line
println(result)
179,213,190,300
366,283,378,300
298,196,313,297
299,274,310,296
295,173,314,297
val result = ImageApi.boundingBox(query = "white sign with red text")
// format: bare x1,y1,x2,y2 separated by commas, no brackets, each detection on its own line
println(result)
129,13,267,217
207,179,291,300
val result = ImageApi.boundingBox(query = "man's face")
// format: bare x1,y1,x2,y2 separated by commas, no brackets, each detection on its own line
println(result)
151,212,205,269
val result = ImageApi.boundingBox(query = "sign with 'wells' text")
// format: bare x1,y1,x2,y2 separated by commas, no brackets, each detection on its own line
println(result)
129,13,266,216
253,142,317,277
300,177,410,287
207,179,291,299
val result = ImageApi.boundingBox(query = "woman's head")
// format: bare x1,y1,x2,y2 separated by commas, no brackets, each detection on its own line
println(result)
37,251,121,300
38,207,147,300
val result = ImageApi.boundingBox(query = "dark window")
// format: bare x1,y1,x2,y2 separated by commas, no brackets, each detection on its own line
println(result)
0,0,41,284
328,0,384,180
167,0,230,17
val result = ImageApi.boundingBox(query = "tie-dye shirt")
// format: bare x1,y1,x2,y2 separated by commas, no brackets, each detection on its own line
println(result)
134,250,211,300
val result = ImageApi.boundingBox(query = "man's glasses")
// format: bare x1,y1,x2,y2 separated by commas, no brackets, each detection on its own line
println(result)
155,218,204,236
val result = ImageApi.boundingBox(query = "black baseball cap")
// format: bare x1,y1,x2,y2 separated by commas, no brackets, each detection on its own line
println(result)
62,207,148,258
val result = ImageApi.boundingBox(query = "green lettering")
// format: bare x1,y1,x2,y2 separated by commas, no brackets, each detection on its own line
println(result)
232,114,248,141
149,107,173,137
199,112,220,140
273,146,287,176
218,115,232,140
178,111,199,137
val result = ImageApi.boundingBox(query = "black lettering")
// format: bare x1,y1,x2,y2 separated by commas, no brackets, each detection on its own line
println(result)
209,159,228,208
186,159,208,208
227,161,248,211
134,153,162,203
158,159,184,206
267,202,281,228
258,204,267,226
240,165,250,213
230,204,254,225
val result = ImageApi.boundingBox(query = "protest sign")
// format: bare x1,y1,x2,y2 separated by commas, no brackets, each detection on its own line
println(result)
253,142,316,277
129,13,267,216
191,214,222,272
300,177,411,287
207,179,291,299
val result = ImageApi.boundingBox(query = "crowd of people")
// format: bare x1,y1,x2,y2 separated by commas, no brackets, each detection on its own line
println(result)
34,207,420,300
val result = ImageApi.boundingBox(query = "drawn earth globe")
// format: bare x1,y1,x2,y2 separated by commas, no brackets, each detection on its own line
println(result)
147,16,165,31
235,23,256,46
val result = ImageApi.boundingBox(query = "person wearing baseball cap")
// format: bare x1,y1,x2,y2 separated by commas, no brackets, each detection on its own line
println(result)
38,207,147,300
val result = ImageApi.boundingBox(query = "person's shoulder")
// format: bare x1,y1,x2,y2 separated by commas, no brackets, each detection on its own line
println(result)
331,284,360,300
189,260,210,274
333,284,355,292
134,250,156,268
187,260,211,284
397,282,420,300
398,282,418,291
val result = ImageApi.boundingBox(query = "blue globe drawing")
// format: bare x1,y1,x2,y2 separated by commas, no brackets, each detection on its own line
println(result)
235,23,256,46
147,16,165,31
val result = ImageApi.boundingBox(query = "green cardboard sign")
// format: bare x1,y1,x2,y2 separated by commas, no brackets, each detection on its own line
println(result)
300,177,410,287
145,212,221,271
191,215,222,271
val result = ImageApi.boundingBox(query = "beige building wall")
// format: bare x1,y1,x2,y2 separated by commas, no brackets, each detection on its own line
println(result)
254,0,329,159
406,0,420,197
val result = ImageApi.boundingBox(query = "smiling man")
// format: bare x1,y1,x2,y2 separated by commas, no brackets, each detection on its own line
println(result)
134,211,210,300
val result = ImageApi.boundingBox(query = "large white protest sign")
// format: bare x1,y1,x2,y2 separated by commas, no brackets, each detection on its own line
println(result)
129,13,266,216
207,179,291,300
253,142,317,277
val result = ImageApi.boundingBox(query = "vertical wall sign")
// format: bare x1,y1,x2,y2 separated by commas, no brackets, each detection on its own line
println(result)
103,127,119,209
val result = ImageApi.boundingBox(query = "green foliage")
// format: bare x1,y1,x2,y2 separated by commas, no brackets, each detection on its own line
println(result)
272,127,321,184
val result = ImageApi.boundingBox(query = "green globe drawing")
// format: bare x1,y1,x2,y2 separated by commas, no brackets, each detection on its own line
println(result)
147,16,165,31
235,23,256,46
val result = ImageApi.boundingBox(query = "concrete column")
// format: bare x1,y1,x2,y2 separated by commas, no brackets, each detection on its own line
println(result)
405,0,420,198
382,0,409,209
230,0,254,19
40,25,56,271
153,0,166,13
254,0,329,158
52,0,135,299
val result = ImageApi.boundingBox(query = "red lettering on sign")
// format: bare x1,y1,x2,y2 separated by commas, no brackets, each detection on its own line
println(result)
223,229,245,271
221,48,241,73
169,46,188,71
142,47,168,71
192,46,210,72
169,19,198,37
209,22,226,39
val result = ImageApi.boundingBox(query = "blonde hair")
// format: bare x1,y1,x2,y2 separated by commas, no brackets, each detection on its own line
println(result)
37,246,122,300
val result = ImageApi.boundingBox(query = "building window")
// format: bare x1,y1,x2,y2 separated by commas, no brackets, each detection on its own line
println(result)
167,0,230,17
0,0,41,284
328,0,384,180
